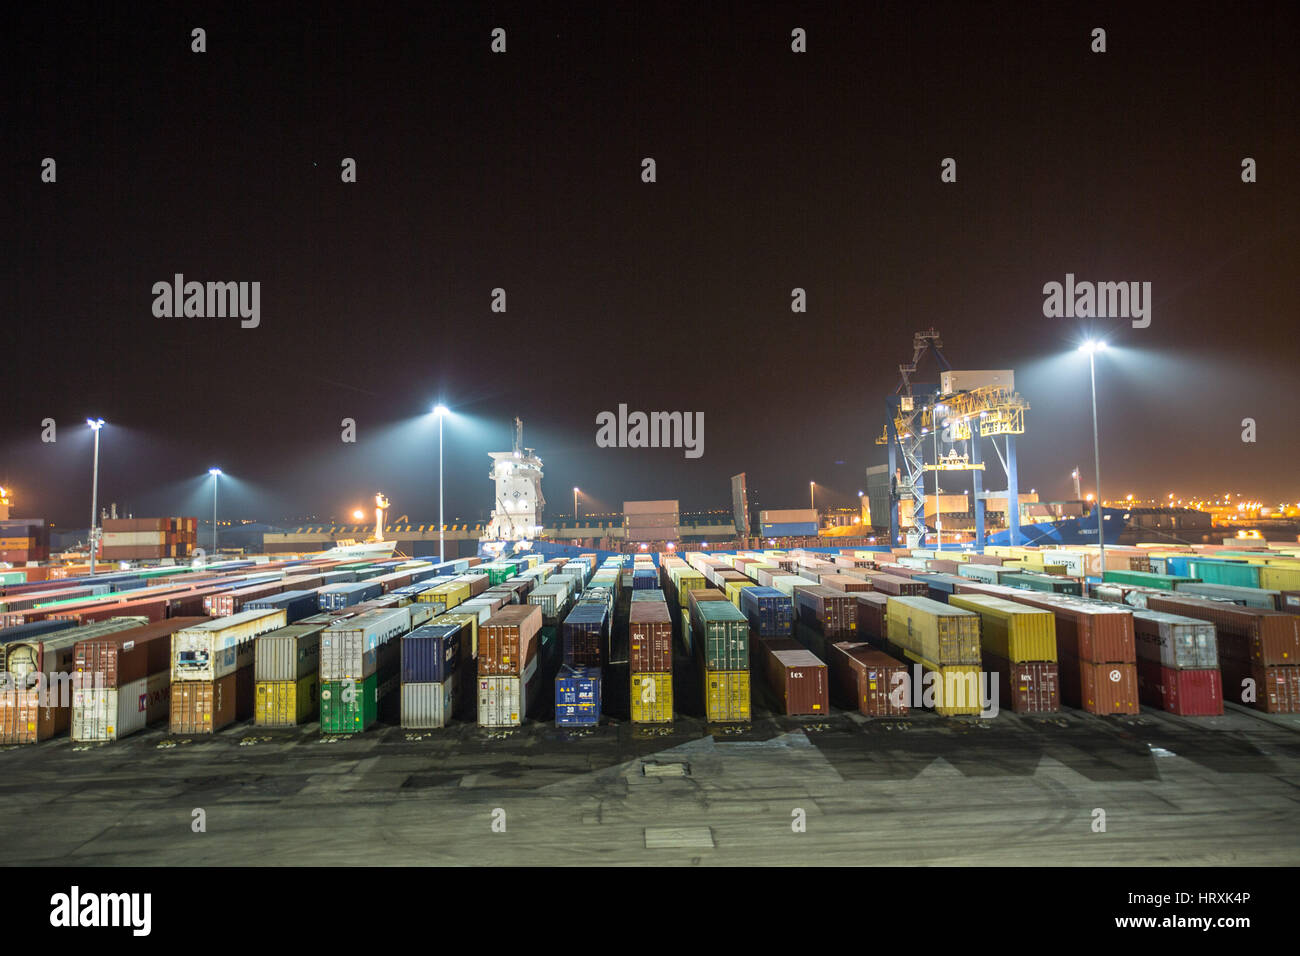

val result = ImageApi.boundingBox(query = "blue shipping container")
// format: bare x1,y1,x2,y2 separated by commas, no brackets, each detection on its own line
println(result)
555,664,601,726
401,622,462,683
632,568,658,590
760,522,818,537
740,586,795,637
246,589,320,623
317,581,384,610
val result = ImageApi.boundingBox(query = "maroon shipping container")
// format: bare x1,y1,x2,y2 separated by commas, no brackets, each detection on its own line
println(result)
793,585,858,637
928,559,960,575
1058,656,1139,715
986,655,1059,713
855,592,890,642
763,645,830,716
628,602,673,672
820,573,873,593
211,582,284,617
1136,659,1223,716
1145,595,1300,667
865,573,927,597
1003,592,1135,664
74,617,207,688
1248,665,1300,713
51,598,169,624
828,641,908,716
478,605,543,676
169,667,254,734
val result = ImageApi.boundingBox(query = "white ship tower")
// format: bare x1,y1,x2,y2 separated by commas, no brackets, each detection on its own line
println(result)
483,418,545,552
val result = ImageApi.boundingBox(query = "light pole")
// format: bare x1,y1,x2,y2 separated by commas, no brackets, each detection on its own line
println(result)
1079,341,1108,571
86,419,105,574
208,468,222,552
433,405,448,562
809,480,815,511
933,403,945,549
573,487,580,523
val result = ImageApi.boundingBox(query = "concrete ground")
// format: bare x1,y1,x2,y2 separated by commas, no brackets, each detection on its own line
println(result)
2,697,1298,866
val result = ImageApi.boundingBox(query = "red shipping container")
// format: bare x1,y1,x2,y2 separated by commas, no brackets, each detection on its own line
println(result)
855,592,890,642
628,602,673,672
1136,659,1223,716
864,573,927,597
1003,592,1135,664
1216,659,1300,713
74,617,206,688
986,655,1059,713
828,641,908,716
478,605,543,676
793,584,858,638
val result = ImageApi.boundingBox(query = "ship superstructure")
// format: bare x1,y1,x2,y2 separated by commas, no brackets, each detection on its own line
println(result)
483,418,546,550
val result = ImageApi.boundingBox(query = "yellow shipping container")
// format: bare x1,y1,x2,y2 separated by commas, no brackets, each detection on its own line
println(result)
703,669,750,722
672,572,708,608
725,580,758,608
885,596,982,667
439,611,479,658
1261,565,1300,591
417,581,471,611
916,662,986,716
630,672,673,723
255,673,319,727
948,594,1057,662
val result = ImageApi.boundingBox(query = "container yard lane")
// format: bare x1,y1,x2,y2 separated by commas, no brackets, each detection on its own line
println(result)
0,691,1296,870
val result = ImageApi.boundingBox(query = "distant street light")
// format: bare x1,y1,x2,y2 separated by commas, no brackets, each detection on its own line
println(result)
1078,340,1109,568
573,487,580,523
809,480,815,510
433,405,449,562
86,419,105,575
208,468,223,552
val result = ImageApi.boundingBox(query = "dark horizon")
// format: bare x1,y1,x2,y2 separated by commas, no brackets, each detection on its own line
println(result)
5,2,1298,529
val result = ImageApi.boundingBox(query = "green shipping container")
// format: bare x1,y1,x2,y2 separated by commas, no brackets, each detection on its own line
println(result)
1188,560,1260,589
691,599,750,670
1001,572,1083,595
1103,569,1199,589
320,674,378,733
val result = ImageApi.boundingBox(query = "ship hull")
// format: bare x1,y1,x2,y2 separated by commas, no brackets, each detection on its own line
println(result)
983,507,1128,547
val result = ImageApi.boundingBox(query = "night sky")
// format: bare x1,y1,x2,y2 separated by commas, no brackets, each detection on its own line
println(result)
5,2,1298,529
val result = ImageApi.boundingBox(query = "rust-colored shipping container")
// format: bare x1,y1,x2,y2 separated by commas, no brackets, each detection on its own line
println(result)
855,592,890,642
928,559,960,575
51,597,169,624
628,601,673,672
1004,592,1135,663
985,655,1059,713
478,604,543,676
1145,595,1299,667
169,666,255,734
819,573,872,593
793,584,858,637
828,641,908,716
1059,656,1139,714
865,573,927,597
762,645,829,716
74,617,206,688
1246,665,1300,713
1135,658,1223,716
210,582,284,617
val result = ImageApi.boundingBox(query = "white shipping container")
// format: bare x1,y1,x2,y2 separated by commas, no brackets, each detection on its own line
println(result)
320,606,412,681
71,671,169,741
1042,550,1087,577
254,625,323,682
401,679,455,729
171,609,287,681
623,500,679,515
408,603,438,628
456,601,496,625
478,654,538,727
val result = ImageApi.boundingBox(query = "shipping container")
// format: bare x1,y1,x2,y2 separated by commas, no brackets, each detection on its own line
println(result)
855,592,890,642
317,581,384,610
828,641,908,715
1144,595,1298,667
401,622,462,683
478,654,540,727
1172,581,1280,611
867,573,928,597
628,601,672,672
762,645,828,716
555,665,601,726
885,596,981,667
479,604,544,676
74,617,203,689
630,671,673,723
1058,657,1140,715
320,606,411,682
169,666,255,734
1001,592,1136,664
985,655,1059,713
254,673,319,726
401,678,456,729
1131,610,1218,670
245,589,320,624
320,673,386,733
739,585,794,638
561,602,609,667
915,662,985,716
253,622,325,682
793,585,858,637
1247,665,1300,713
702,668,750,722
691,598,750,670
71,671,170,741
1136,660,1223,716
171,609,288,681
948,594,1057,663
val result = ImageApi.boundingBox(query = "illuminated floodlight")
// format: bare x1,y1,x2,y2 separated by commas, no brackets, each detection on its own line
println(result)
86,418,105,430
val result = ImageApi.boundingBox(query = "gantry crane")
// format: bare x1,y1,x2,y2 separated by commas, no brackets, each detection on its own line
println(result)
874,330,1030,550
